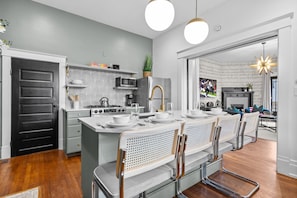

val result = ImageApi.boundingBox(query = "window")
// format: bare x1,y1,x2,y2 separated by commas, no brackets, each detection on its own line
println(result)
271,76,278,112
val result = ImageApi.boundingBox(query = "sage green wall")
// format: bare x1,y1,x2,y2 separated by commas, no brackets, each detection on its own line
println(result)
0,0,151,153
0,0,152,75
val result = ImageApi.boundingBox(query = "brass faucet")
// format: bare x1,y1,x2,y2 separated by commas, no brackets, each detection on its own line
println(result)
149,84,165,112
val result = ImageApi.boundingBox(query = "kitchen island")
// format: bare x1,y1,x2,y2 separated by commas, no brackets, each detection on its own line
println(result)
79,113,221,198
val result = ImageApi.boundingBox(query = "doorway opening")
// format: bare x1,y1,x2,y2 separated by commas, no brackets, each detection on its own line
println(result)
184,36,278,142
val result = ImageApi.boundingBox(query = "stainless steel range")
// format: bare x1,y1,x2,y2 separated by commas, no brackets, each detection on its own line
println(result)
85,105,126,117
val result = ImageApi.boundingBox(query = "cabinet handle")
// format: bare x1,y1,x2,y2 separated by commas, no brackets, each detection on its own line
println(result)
77,144,80,147
77,130,81,133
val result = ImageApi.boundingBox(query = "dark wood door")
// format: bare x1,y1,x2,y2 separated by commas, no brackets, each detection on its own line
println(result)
11,58,59,156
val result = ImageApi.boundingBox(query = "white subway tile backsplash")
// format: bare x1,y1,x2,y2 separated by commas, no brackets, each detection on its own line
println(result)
65,68,134,109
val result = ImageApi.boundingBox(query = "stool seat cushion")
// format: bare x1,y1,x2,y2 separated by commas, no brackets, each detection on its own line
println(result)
204,142,233,156
94,161,173,198
184,151,209,173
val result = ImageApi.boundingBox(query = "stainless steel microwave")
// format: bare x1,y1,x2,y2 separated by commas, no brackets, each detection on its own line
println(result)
115,77,137,87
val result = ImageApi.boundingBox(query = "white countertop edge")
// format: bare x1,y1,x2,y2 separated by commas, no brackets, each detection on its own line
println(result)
62,108,90,111
79,117,123,133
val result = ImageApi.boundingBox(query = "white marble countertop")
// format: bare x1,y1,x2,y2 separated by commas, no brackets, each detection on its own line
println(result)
78,110,229,133
79,111,184,133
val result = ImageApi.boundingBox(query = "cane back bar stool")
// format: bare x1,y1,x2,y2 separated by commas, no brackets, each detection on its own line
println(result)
92,122,181,198
202,114,260,198
175,117,219,198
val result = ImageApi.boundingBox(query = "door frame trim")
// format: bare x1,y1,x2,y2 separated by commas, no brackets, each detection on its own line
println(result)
176,13,295,178
1,47,66,159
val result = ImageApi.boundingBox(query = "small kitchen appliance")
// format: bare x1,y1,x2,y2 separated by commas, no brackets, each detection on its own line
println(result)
125,94,135,106
99,97,109,107
115,77,137,88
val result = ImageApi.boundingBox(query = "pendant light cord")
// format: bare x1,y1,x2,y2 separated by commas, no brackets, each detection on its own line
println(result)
262,42,266,57
195,0,197,18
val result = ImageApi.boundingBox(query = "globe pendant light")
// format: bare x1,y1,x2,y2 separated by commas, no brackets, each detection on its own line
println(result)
145,0,175,31
184,0,209,44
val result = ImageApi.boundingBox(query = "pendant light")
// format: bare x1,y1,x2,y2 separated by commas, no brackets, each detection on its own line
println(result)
250,42,277,75
145,0,175,31
184,0,209,44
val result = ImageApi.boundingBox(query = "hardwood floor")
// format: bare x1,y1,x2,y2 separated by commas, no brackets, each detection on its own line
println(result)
0,139,296,198
0,150,82,198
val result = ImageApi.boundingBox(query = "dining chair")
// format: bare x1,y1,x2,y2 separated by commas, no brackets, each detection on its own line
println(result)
92,122,181,198
227,112,259,150
175,117,218,198
237,111,260,149
202,114,260,198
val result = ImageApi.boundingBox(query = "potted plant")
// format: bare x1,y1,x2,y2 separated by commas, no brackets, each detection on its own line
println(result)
246,82,253,91
143,55,152,77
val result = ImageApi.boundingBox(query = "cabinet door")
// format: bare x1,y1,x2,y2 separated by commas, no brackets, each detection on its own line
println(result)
67,125,82,138
67,137,81,153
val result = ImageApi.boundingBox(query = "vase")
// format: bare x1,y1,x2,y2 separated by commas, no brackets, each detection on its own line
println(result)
143,71,152,77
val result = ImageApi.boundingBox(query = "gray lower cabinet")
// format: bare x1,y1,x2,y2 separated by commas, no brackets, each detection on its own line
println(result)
63,109,90,156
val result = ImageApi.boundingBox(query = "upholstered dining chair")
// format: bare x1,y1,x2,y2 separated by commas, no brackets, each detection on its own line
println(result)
92,122,181,198
202,114,260,198
175,117,218,198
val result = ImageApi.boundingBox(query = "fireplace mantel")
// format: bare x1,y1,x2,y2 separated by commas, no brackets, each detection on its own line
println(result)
222,87,253,110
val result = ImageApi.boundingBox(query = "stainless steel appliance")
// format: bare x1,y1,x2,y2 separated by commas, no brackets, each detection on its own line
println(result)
115,77,137,87
85,105,126,117
133,77,171,112
99,97,109,107
125,94,135,106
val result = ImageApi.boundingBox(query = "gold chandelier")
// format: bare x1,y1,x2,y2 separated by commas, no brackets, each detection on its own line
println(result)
250,42,277,75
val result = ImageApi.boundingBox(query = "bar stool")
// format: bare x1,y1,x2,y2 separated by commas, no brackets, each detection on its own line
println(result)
175,117,218,198
92,122,181,198
202,114,260,198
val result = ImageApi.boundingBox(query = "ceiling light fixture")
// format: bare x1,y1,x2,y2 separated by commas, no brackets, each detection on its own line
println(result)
184,0,209,44
250,42,277,75
145,0,175,31
0,19,9,33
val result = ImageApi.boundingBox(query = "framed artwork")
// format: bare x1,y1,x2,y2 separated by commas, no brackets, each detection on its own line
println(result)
200,78,217,98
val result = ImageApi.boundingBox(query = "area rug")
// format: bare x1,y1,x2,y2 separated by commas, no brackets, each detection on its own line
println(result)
257,126,277,141
1,187,39,198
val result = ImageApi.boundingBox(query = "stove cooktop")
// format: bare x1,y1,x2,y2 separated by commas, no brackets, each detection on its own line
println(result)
85,105,126,115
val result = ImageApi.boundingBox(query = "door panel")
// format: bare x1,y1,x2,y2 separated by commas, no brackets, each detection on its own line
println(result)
11,58,59,156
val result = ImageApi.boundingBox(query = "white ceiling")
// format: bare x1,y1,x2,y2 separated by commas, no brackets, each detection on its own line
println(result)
204,38,278,64
32,0,278,63
32,0,228,39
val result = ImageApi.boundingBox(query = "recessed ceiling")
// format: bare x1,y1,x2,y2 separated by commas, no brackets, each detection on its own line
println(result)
203,38,278,64
32,0,229,39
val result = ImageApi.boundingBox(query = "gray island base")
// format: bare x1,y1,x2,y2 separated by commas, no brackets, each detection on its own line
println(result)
79,116,220,198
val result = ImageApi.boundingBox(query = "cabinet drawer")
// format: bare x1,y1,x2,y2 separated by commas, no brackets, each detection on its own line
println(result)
67,110,90,119
67,125,81,138
68,118,81,125
67,137,81,153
